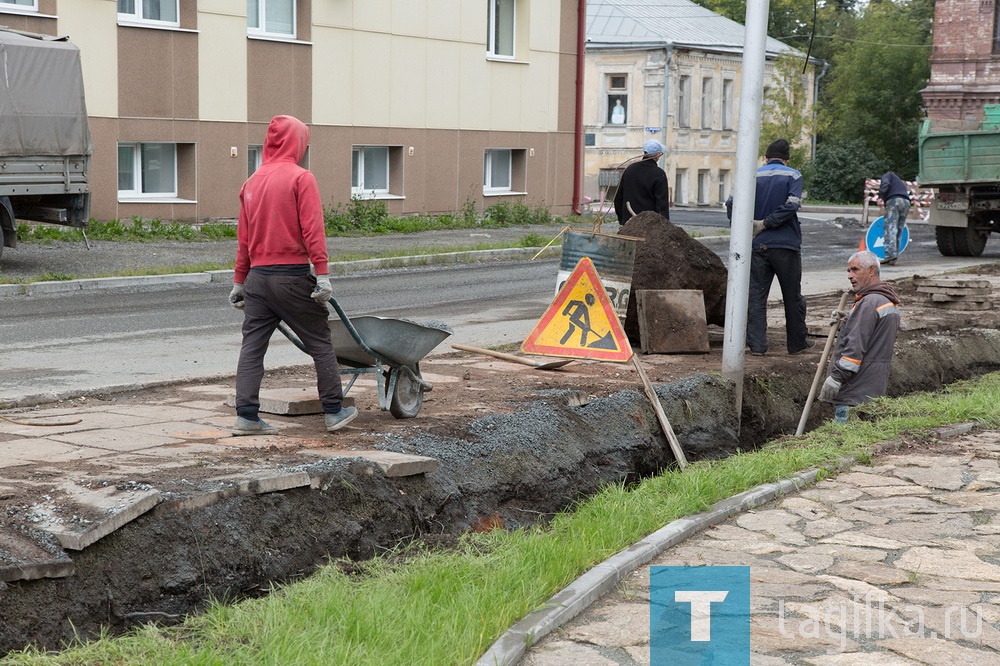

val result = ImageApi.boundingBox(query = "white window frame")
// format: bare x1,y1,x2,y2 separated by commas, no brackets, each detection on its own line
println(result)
0,0,37,13
607,73,628,125
722,79,735,130
697,169,711,205
487,0,515,59
118,142,178,199
674,169,688,206
352,146,391,198
117,0,180,27
484,149,513,193
701,77,713,129
678,76,691,128
247,145,263,177
719,169,730,204
248,0,296,39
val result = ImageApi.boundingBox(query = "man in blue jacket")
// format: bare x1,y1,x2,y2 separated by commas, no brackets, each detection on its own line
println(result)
878,171,910,265
746,139,813,356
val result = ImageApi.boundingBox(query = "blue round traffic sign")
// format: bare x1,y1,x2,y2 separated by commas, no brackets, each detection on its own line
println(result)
865,216,909,260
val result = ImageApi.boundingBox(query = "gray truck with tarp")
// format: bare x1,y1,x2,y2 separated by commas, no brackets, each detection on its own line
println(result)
918,112,1000,257
0,27,91,260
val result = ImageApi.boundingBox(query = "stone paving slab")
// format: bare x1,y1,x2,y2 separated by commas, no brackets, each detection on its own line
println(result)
518,433,1000,665
33,483,162,551
0,531,75,582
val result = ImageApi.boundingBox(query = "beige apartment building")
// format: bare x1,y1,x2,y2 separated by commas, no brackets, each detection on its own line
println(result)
584,0,815,213
2,0,580,223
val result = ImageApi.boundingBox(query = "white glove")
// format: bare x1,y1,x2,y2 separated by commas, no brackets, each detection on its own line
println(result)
829,309,848,326
819,377,842,402
311,276,333,302
229,283,245,309
752,219,766,236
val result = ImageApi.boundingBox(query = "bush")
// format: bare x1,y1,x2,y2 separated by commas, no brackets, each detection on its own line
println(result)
482,202,552,227
324,198,391,234
804,138,886,204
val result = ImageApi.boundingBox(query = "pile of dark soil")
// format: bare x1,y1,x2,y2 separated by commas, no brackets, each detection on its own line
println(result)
619,211,728,342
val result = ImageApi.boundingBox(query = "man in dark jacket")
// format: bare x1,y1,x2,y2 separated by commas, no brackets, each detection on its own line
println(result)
878,171,910,265
819,250,901,423
746,138,813,356
614,139,670,224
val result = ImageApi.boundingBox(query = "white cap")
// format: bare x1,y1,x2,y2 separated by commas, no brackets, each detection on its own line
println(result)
643,139,665,155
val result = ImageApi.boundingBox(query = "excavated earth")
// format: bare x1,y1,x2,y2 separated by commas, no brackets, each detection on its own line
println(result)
2,268,1000,654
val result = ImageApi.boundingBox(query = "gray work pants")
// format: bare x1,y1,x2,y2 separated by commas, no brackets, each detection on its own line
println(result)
235,270,343,417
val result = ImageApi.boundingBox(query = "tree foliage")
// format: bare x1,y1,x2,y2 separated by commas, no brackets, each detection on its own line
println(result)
760,53,814,165
805,138,885,203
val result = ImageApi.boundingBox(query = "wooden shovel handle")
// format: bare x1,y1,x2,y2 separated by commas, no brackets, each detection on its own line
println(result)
451,344,541,367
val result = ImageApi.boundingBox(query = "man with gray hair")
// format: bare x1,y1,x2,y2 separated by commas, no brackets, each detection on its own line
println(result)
614,139,670,224
819,250,901,423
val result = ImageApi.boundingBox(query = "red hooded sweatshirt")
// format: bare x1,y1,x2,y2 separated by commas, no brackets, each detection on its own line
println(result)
234,115,329,283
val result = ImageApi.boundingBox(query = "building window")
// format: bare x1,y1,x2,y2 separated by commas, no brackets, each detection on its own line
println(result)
995,2,1000,53
483,148,526,194
484,148,512,192
118,0,178,25
722,80,734,130
118,142,177,197
678,76,691,128
719,169,730,204
248,0,295,38
352,146,390,196
247,145,263,177
607,74,628,125
674,169,688,206
487,0,515,58
0,0,37,11
598,167,623,209
701,77,713,129
697,170,711,205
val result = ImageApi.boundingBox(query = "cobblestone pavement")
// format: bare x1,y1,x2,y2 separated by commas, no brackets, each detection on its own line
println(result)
522,432,1000,665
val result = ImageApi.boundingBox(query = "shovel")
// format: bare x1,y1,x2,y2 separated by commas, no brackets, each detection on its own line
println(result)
451,344,575,370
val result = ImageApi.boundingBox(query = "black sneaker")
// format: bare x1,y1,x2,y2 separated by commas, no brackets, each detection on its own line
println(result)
750,350,766,357
789,340,816,355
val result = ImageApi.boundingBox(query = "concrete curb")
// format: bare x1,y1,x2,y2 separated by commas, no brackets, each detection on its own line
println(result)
0,245,562,299
476,421,979,666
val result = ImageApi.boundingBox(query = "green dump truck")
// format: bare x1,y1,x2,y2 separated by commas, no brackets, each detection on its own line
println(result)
918,113,1000,256
0,28,92,260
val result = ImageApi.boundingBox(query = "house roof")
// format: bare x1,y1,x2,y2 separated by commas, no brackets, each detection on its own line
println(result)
587,0,799,57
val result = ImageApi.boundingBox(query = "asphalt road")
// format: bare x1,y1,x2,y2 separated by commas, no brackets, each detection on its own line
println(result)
2,212,998,403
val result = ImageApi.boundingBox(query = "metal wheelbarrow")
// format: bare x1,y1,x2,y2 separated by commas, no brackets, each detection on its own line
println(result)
277,297,452,418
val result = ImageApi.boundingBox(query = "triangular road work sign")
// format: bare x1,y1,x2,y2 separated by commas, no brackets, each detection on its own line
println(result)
522,257,633,362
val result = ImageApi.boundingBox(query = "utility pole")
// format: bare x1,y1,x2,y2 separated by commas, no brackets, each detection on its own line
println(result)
722,0,771,414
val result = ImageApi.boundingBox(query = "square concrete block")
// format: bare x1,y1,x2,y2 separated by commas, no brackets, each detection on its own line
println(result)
635,289,710,354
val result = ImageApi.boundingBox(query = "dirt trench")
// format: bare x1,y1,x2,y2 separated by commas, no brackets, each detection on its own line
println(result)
2,297,1000,654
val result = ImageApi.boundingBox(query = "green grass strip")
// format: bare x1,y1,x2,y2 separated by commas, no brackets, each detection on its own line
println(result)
6,373,1000,665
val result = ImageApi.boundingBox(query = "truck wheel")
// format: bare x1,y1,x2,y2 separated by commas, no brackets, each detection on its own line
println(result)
935,226,958,256
954,226,989,257
0,224,4,261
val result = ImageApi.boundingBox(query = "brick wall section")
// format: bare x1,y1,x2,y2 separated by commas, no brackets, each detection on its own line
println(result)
923,0,1000,120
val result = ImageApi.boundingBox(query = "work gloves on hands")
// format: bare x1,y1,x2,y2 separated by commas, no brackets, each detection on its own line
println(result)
752,219,766,236
229,283,245,309
311,276,333,303
829,309,848,326
819,377,842,402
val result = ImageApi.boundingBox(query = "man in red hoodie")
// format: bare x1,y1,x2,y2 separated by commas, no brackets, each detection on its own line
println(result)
228,115,357,435
819,250,901,423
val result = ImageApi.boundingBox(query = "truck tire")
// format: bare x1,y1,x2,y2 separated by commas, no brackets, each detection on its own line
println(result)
935,226,988,257
0,223,4,261
935,226,958,256
955,226,989,256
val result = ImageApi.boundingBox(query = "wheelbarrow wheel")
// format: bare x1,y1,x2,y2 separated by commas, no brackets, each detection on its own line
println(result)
388,366,423,419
